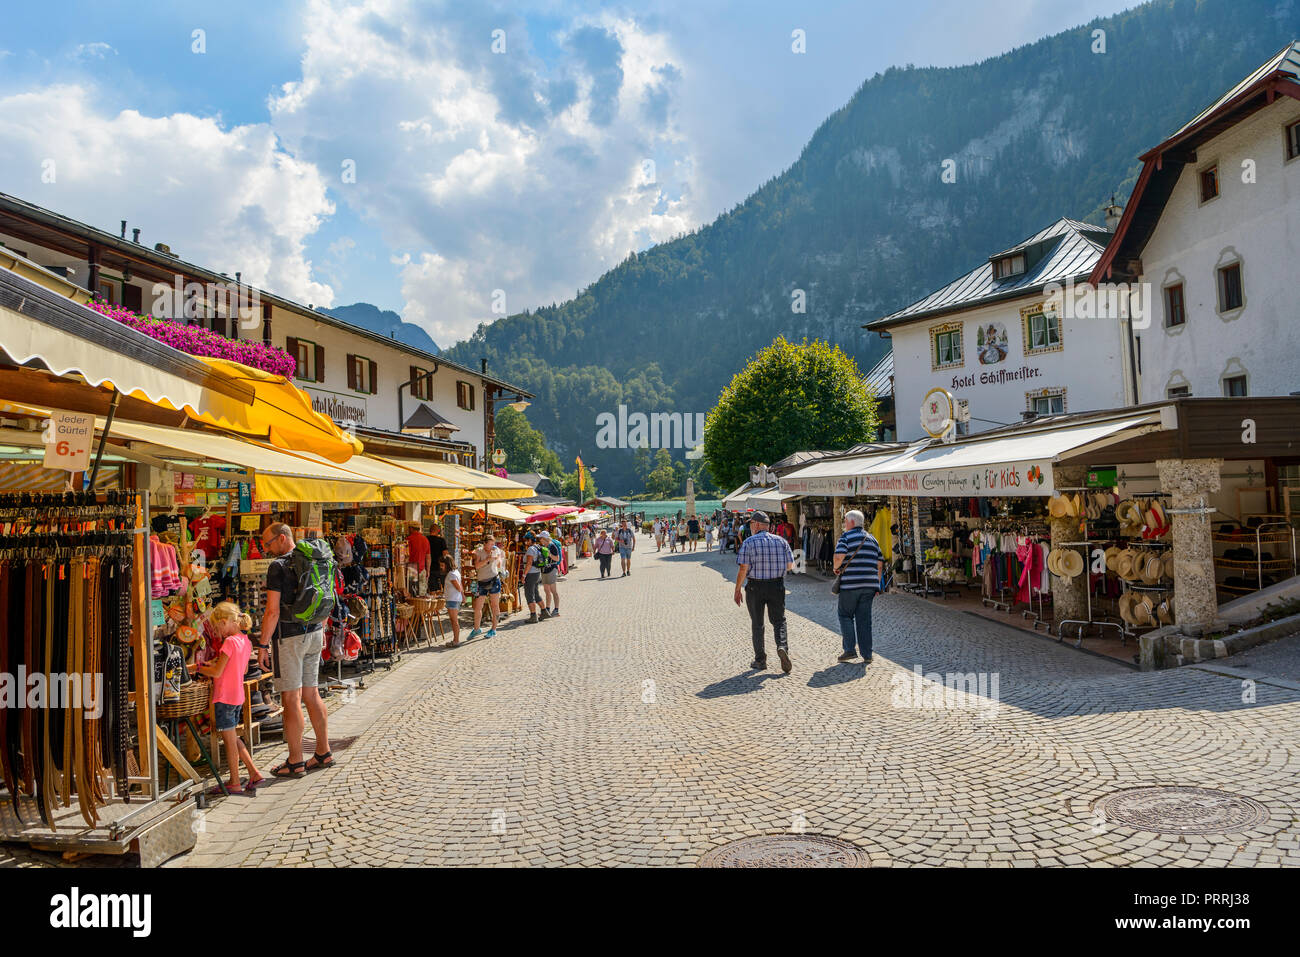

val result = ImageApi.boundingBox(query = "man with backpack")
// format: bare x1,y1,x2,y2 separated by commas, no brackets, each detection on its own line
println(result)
258,523,335,778
536,530,562,618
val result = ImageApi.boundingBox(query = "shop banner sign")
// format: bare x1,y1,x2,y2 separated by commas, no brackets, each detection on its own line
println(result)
857,459,1055,497
42,410,94,472
779,476,855,496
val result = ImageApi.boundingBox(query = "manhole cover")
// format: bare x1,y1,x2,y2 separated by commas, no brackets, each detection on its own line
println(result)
1094,787,1268,835
698,834,869,868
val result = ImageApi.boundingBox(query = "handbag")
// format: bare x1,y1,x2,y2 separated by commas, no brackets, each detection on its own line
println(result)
831,537,868,595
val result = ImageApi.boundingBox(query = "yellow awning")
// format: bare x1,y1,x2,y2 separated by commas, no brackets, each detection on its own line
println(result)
376,456,536,501
280,448,470,503
455,502,534,523
107,419,381,503
192,358,361,464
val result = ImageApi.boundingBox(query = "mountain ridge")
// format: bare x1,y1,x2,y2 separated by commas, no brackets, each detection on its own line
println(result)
443,0,1300,495
324,301,440,355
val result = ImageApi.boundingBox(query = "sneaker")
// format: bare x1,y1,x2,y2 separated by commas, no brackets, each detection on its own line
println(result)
538,610,550,620
837,652,857,663
485,629,497,638
550,609,559,618
749,658,766,671
777,647,792,674
863,656,873,665
467,628,483,640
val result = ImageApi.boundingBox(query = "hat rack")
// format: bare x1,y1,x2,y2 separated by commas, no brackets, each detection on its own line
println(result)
1053,491,1127,645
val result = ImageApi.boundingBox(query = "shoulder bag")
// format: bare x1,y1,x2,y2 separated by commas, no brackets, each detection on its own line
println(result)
831,537,867,595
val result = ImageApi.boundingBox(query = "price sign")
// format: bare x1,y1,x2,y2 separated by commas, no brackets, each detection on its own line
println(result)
240,514,262,532
42,410,94,472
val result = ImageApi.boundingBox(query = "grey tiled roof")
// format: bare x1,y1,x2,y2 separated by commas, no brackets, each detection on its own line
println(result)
864,351,893,397
868,218,1110,330
1170,41,1300,141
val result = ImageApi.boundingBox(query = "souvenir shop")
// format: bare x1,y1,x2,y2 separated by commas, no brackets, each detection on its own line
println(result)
780,399,1300,665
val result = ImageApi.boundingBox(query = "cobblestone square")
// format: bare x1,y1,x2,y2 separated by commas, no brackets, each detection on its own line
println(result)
149,544,1300,868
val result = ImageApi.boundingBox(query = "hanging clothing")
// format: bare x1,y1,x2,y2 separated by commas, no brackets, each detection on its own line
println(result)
869,507,893,561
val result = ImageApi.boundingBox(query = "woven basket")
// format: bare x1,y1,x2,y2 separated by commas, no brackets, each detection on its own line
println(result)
157,678,212,719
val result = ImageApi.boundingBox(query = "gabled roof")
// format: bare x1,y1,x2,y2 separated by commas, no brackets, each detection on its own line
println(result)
867,218,1110,331
864,351,894,397
1092,41,1300,283
402,403,459,432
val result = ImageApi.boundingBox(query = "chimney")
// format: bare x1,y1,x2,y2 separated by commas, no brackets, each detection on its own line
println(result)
481,358,488,374
120,220,127,238
132,228,141,243
1104,195,1123,232
235,271,241,286
1021,410,1039,422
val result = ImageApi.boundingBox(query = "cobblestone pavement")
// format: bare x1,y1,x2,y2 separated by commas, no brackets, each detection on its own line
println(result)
150,541,1300,867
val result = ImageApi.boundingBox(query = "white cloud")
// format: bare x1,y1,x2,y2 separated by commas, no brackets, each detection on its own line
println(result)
0,84,336,306
73,42,116,60
268,0,699,343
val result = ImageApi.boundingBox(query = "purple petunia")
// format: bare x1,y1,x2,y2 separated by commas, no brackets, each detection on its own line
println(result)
90,300,297,377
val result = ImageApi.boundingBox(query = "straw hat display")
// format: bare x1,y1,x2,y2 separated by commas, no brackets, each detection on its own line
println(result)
1048,547,1084,579
1104,545,1121,571
1048,495,1070,518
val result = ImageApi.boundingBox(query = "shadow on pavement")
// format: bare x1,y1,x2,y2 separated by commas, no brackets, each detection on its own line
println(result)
807,661,868,687
697,671,786,697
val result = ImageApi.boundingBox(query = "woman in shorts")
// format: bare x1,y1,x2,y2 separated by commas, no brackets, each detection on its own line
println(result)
439,555,464,646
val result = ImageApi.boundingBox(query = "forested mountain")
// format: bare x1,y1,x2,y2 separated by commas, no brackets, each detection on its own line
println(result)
325,302,440,354
445,0,1300,495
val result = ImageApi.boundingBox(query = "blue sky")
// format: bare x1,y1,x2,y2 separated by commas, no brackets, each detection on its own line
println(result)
0,0,1140,345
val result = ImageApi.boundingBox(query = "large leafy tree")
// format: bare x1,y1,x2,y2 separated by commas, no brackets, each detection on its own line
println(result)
704,337,878,490
495,406,563,478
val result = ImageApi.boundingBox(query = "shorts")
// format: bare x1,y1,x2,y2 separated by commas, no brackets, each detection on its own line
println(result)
540,569,558,585
524,572,541,605
474,577,502,596
619,547,632,560
445,599,462,610
213,701,243,732
272,628,324,693
677,535,686,544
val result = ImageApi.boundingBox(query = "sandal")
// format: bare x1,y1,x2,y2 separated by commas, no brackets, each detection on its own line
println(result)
271,759,306,779
304,751,334,771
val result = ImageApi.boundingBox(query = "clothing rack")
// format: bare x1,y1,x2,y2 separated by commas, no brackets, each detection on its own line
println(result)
0,490,200,864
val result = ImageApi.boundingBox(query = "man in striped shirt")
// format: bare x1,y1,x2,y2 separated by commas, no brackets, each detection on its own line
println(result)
833,509,883,664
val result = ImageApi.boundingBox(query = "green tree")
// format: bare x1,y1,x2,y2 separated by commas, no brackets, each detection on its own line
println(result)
704,337,879,490
495,406,563,479
645,465,678,499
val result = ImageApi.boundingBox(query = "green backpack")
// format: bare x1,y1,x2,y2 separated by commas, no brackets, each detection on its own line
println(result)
288,539,337,627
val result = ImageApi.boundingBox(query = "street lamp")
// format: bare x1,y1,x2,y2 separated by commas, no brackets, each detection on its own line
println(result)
483,392,532,470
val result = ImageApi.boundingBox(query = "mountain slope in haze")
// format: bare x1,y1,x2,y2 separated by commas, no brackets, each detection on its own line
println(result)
325,302,440,355
444,0,1300,495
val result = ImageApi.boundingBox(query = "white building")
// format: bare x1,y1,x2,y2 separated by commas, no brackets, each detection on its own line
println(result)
1092,41,1300,402
866,218,1127,441
0,191,531,465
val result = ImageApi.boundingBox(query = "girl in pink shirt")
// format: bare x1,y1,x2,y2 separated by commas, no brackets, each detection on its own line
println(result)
198,602,263,794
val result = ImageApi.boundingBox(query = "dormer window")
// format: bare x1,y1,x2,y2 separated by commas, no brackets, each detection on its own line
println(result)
991,254,1025,280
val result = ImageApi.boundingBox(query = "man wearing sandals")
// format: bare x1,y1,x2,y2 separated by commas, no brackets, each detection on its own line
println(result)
258,523,334,778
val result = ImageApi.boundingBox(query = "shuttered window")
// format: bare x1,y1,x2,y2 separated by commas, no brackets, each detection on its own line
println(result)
410,366,431,400
456,380,475,411
288,337,321,381
347,354,378,394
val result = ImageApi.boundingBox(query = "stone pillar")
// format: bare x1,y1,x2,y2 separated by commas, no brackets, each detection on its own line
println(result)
685,477,696,518
1050,466,1088,623
1157,457,1222,630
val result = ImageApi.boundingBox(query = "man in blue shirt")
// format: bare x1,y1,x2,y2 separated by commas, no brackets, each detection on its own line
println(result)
734,511,795,673
833,509,884,664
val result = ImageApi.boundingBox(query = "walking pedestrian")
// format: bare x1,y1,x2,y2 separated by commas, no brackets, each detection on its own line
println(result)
733,511,794,673
258,523,333,777
439,555,463,646
594,528,614,578
468,533,503,639
537,530,561,616
615,520,636,576
521,531,543,623
676,518,688,552
704,519,715,552
833,509,883,664
687,514,700,552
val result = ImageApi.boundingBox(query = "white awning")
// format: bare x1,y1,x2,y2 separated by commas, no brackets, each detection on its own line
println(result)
855,414,1164,497
779,451,903,495
722,482,754,509
747,487,799,510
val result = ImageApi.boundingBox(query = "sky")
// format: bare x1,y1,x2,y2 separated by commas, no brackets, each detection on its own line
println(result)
0,0,1141,347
